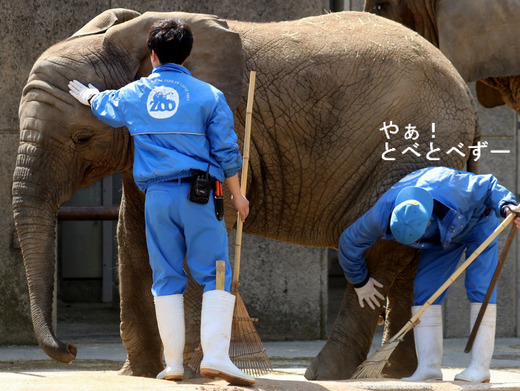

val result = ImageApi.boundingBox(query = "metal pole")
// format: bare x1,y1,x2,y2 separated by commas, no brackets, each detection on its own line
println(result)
102,176,114,303
57,206,119,221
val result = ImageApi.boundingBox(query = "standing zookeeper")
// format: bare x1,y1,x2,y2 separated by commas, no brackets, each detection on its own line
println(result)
338,166,520,383
68,18,255,386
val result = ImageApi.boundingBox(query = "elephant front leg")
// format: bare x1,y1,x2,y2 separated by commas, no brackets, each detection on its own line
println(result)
306,240,416,380
117,177,163,377
305,284,380,380
118,258,163,378
182,271,203,379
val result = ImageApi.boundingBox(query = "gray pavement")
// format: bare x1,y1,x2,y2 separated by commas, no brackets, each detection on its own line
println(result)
1,303,519,389
0,335,519,389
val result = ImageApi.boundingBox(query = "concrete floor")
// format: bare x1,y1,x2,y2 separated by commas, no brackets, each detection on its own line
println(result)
2,289,520,390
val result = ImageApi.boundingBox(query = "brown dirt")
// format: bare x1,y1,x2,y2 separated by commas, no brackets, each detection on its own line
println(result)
1,369,518,391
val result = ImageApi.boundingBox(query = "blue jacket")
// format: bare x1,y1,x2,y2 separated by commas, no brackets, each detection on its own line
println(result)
91,63,242,192
338,167,517,286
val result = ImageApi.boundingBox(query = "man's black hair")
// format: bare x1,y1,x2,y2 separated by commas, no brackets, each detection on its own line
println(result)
147,19,193,65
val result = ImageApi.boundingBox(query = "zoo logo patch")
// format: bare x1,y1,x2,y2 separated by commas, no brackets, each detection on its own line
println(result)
147,86,179,119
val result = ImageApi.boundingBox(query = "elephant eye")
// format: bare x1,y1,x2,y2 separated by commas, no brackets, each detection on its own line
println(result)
72,129,94,145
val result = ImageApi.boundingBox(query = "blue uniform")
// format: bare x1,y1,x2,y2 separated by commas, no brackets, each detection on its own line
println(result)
338,167,517,305
91,63,242,296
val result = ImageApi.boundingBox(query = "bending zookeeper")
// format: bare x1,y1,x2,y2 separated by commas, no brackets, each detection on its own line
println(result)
338,166,520,383
68,19,254,386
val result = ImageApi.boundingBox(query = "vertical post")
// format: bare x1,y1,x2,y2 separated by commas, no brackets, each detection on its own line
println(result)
216,260,225,291
102,176,114,303
517,112,520,337
233,71,256,292
53,224,57,333
331,0,349,12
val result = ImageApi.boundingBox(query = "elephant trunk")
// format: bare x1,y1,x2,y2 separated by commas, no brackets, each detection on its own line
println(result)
12,150,77,364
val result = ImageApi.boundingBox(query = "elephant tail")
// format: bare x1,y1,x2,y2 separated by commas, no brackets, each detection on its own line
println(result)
466,97,482,175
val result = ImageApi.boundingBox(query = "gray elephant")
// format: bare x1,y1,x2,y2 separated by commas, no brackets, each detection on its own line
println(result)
14,9,480,380
363,0,520,114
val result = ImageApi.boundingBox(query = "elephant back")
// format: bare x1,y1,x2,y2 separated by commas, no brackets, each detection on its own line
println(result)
71,8,141,37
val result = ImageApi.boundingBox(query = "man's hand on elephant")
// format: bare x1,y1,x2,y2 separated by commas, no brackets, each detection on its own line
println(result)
68,80,99,106
354,277,385,310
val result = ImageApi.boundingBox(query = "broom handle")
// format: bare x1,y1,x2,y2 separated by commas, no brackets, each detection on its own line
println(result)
390,213,515,342
464,224,517,353
233,71,257,289
216,260,226,290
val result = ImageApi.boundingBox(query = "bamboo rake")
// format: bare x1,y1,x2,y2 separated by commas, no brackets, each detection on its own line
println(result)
189,71,272,376
465,223,517,352
216,260,226,290
229,71,272,376
352,212,515,379
232,70,255,293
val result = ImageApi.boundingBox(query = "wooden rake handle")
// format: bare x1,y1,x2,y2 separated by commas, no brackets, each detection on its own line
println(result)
391,213,515,343
464,223,517,353
216,260,226,290
233,71,257,291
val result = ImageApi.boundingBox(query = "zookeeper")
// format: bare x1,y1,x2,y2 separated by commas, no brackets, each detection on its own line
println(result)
338,166,520,383
67,18,254,386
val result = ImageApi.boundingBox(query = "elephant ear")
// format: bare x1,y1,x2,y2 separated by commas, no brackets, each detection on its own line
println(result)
103,11,245,111
476,81,505,109
71,8,141,37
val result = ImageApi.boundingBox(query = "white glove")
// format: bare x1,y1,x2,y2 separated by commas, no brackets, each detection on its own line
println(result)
68,80,99,106
354,277,384,310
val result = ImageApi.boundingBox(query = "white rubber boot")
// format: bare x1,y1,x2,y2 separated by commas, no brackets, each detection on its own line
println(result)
402,305,443,381
154,294,185,381
454,303,496,383
200,290,255,386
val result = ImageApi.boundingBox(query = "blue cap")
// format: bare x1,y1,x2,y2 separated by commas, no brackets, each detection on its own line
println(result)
390,187,433,245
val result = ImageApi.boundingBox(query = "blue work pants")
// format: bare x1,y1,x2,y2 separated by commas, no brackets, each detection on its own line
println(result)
414,213,499,305
144,179,231,296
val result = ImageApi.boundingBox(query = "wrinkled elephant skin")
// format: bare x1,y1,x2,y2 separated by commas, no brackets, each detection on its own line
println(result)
14,9,479,379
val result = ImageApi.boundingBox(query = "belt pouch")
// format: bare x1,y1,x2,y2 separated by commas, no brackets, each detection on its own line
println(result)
188,165,211,204
214,180,224,220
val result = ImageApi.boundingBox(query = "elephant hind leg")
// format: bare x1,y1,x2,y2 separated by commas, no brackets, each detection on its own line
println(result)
381,250,419,378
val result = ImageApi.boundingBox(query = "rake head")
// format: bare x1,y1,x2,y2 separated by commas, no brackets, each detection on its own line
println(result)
229,292,272,376
351,337,402,379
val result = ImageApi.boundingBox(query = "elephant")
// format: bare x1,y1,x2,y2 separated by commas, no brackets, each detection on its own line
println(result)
14,9,480,380
363,0,520,114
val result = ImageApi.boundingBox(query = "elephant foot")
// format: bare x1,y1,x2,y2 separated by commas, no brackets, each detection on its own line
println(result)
182,366,199,380
118,358,163,378
381,360,416,379
305,341,360,380
305,359,321,380
305,353,344,380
